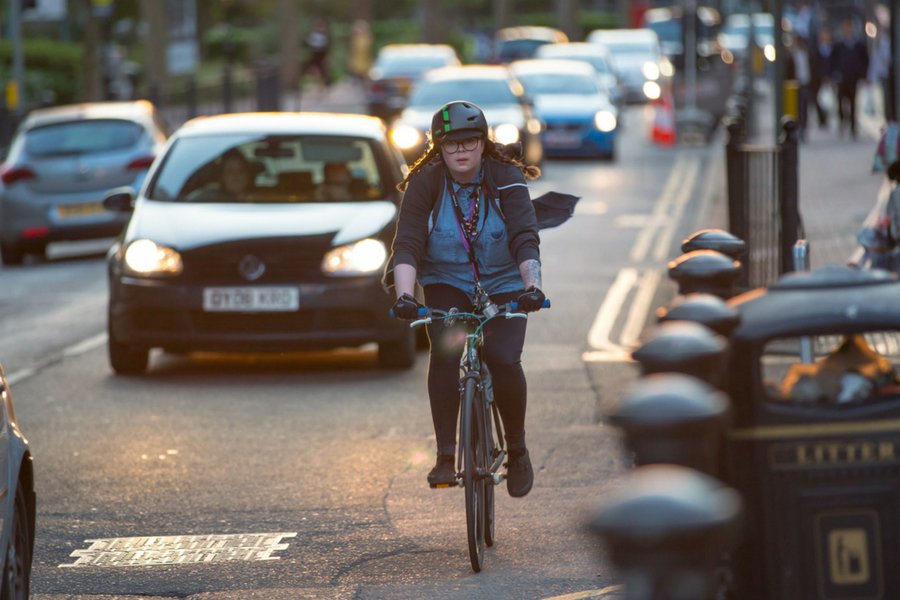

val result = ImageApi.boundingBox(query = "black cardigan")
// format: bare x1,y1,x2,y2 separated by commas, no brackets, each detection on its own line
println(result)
387,158,541,284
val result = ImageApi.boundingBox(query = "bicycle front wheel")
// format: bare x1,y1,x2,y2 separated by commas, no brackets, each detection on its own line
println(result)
461,376,485,572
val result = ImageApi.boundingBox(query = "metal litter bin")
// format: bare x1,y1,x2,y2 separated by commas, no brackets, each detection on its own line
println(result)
724,265,900,599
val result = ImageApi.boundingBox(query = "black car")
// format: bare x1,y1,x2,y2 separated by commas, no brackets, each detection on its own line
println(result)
103,112,416,374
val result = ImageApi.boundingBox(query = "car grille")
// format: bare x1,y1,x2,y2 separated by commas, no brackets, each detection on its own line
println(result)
188,309,373,334
545,122,588,133
180,235,335,284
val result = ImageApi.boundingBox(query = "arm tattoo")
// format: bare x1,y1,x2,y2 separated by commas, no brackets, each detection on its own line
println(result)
519,259,542,290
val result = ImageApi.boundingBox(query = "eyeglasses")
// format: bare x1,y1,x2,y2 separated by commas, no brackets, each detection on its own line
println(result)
441,136,482,154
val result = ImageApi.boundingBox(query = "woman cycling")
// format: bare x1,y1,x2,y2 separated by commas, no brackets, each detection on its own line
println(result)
387,100,545,498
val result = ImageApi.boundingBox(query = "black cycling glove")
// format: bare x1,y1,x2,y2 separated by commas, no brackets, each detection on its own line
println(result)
516,286,546,312
391,293,424,320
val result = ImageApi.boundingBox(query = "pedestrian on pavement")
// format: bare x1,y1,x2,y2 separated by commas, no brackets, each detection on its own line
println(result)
386,101,544,498
301,19,332,88
867,26,891,119
787,34,812,141
810,26,834,129
347,20,373,86
831,18,869,138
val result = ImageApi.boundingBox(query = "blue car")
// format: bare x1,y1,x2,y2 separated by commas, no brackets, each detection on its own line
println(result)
510,59,619,160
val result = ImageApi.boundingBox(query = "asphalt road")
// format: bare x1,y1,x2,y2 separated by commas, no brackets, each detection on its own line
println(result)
0,105,720,599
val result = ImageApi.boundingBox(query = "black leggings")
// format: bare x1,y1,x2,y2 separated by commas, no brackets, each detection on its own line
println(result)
424,284,528,456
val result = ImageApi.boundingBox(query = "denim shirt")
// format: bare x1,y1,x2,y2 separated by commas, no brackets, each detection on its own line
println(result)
418,172,522,296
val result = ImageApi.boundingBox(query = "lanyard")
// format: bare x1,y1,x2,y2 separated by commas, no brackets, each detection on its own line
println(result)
447,178,484,284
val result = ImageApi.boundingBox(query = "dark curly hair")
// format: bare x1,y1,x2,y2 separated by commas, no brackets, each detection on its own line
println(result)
396,138,540,192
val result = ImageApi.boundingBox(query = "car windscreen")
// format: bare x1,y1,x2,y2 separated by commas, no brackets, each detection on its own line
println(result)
374,54,453,76
146,134,387,204
602,40,657,56
498,39,548,61
24,119,144,157
516,72,599,95
408,79,518,108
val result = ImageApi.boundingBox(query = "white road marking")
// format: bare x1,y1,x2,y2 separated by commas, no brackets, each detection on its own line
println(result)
587,268,638,354
619,269,663,349
541,585,625,599
7,332,109,386
629,155,686,262
652,158,700,261
59,532,297,568
61,332,107,357
586,155,700,361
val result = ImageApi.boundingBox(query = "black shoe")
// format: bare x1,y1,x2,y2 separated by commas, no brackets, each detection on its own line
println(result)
505,449,533,498
427,454,456,488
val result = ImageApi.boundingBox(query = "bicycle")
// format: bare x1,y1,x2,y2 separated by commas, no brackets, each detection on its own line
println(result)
395,297,550,572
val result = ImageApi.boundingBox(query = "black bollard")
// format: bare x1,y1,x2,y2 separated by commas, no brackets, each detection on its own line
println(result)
607,373,730,475
588,465,742,600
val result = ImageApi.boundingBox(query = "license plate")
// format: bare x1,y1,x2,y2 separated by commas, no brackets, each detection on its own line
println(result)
202,287,300,312
543,130,582,148
57,202,106,218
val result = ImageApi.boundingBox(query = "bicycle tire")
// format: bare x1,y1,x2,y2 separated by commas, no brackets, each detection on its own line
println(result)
481,368,496,548
462,376,485,572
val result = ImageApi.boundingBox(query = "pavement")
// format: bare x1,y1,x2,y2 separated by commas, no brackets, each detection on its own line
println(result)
703,81,889,270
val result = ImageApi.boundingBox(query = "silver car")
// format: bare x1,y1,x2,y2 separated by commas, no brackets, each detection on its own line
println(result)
0,101,169,265
0,364,35,598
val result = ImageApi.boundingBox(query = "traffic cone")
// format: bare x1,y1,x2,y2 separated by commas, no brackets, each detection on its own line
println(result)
651,89,676,147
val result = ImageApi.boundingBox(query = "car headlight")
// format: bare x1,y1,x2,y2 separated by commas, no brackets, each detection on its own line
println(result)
642,61,661,81
123,239,183,276
643,81,662,101
390,125,422,150
321,238,387,276
594,111,617,132
492,123,521,145
764,44,776,62
659,58,675,78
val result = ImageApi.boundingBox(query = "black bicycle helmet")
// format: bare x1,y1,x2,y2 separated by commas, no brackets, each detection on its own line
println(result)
430,101,488,143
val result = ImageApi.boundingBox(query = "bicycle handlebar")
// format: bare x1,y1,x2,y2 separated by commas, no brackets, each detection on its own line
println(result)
389,298,550,321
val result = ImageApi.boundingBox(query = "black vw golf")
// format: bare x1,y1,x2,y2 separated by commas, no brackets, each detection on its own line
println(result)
104,112,414,374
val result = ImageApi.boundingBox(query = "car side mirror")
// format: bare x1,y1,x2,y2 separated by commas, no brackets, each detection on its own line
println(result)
103,187,136,212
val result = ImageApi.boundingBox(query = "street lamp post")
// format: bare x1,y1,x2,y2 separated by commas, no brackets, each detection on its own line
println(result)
10,0,26,116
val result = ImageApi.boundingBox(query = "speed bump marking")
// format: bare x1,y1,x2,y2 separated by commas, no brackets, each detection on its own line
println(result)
59,532,297,568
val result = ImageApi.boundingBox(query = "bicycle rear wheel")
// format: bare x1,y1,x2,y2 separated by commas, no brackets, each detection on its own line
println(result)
462,376,485,572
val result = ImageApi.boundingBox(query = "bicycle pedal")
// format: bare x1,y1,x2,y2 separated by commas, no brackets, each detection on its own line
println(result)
430,482,455,489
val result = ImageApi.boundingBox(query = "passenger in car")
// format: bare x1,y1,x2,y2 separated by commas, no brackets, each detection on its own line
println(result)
315,162,353,201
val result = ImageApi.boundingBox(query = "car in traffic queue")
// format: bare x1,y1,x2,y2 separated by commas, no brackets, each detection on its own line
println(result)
586,28,672,103
103,112,417,375
0,101,169,265
534,42,624,107
493,26,569,63
366,44,461,120
389,65,544,166
509,59,618,160
718,12,776,68
642,5,737,128
0,363,36,599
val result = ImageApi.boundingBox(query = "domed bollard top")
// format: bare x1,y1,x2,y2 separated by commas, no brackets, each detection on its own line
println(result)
681,228,747,260
657,292,741,338
632,320,729,386
668,250,742,299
